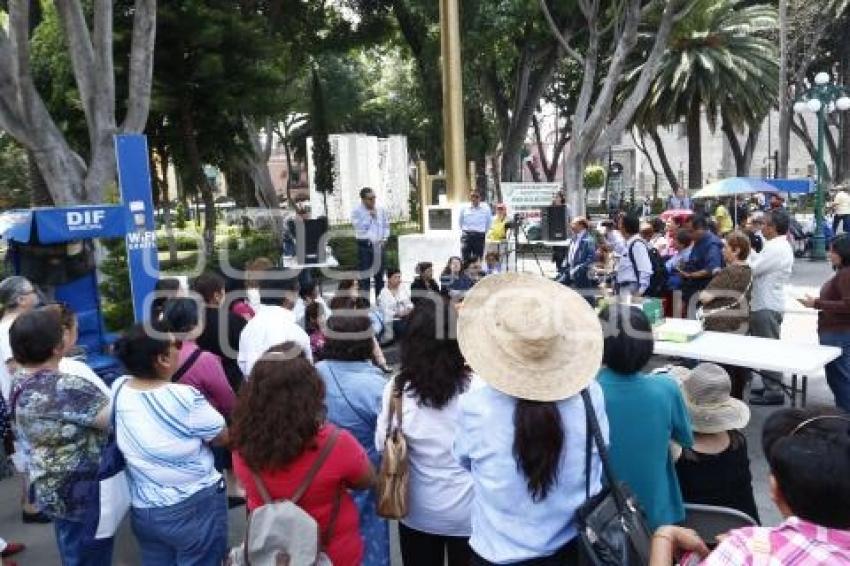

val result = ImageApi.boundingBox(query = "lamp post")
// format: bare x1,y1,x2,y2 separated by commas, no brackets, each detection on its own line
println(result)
793,72,850,260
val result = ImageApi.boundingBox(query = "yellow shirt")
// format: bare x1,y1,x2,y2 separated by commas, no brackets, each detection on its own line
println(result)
488,216,508,241
714,205,733,234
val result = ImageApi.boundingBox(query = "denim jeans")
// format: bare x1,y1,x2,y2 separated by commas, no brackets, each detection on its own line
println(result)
356,240,386,298
820,331,850,413
54,518,114,566
131,481,228,566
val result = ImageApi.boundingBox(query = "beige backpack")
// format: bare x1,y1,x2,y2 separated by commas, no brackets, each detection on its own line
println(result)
229,427,341,566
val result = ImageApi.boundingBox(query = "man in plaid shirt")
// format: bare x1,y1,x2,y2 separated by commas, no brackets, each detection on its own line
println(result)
650,408,850,565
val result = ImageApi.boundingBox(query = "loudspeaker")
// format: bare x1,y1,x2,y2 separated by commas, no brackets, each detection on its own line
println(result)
541,205,568,241
300,218,328,264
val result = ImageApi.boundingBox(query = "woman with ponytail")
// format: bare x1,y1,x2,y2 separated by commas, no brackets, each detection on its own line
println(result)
453,273,608,565
596,305,693,530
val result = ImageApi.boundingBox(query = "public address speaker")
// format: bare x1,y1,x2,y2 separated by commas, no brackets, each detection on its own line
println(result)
541,205,568,241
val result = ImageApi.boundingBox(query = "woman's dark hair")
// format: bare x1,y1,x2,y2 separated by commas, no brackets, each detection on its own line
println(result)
231,343,326,470
651,218,665,234
620,214,640,236
151,278,182,321
725,231,751,261
441,256,462,276
305,302,324,333
192,271,226,304
322,314,373,361
114,324,172,379
386,268,401,279
513,401,564,501
337,279,357,292
44,303,76,331
762,407,850,529
676,228,693,248
299,280,318,300
415,262,432,276
691,214,710,231
831,235,850,268
461,257,479,272
162,298,200,334
599,305,654,374
10,307,63,365
397,301,468,409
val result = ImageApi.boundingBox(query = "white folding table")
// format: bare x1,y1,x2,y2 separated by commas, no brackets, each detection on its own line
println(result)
653,330,841,407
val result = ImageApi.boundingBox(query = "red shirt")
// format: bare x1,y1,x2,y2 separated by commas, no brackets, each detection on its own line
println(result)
232,425,369,566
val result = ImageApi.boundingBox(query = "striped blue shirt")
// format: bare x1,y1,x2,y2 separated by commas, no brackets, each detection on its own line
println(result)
112,377,224,508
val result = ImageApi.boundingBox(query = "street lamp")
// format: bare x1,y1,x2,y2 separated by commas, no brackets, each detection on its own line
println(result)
793,72,850,260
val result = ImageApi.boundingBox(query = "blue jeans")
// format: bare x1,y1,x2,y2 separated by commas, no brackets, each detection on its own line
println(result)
356,240,386,298
54,518,114,566
820,331,850,413
131,481,228,566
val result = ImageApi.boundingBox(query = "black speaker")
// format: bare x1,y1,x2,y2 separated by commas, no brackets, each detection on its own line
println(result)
300,217,328,264
541,205,568,241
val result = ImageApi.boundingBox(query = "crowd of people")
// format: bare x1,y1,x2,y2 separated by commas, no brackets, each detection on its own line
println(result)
0,185,849,566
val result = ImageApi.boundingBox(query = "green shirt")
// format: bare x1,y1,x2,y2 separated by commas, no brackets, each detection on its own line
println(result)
597,368,693,529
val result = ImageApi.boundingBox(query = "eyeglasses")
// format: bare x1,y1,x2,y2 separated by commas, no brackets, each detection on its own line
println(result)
790,415,850,436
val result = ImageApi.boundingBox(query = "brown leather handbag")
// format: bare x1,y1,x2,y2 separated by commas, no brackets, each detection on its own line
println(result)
375,391,409,519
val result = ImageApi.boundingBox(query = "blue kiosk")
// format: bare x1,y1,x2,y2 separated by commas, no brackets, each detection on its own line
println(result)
0,135,160,385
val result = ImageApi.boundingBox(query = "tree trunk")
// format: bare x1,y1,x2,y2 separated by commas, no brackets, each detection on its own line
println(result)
632,130,659,201
687,103,702,189
180,101,216,253
154,143,177,263
27,149,53,206
564,150,584,213
501,152,521,182
777,0,790,178
243,116,280,209
650,129,679,191
490,154,503,203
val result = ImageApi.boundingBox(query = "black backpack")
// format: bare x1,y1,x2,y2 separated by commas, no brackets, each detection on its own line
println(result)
628,240,668,297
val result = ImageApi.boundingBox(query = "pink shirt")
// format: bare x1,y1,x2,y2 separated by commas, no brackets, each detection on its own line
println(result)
176,341,237,418
231,301,255,321
698,516,850,565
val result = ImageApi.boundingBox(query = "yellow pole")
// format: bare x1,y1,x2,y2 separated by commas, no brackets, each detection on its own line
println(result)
417,160,431,230
439,0,467,204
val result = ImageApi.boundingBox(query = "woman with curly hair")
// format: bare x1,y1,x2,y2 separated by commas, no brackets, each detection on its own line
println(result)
376,300,474,566
231,344,373,566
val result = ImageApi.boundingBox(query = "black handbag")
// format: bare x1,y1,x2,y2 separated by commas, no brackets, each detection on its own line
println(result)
576,390,653,566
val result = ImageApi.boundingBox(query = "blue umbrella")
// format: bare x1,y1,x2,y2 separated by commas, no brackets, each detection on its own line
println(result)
692,177,779,199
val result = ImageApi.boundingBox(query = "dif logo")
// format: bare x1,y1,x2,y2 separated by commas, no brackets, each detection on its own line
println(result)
67,209,106,231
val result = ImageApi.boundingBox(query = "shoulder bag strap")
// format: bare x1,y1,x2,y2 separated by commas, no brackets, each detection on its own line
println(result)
627,240,640,283
249,469,274,505
291,426,341,503
171,347,203,383
327,364,373,427
580,390,627,510
584,395,592,499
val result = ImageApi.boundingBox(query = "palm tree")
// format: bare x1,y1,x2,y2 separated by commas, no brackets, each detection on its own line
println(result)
625,0,778,189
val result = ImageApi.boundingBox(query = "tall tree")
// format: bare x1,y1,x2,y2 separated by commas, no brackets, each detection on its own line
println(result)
310,68,335,217
0,0,156,205
540,0,690,213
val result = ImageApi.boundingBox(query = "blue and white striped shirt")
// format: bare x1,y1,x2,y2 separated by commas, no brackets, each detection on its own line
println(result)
112,377,224,508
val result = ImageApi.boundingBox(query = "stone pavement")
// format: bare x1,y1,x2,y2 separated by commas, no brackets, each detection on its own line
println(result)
0,258,835,565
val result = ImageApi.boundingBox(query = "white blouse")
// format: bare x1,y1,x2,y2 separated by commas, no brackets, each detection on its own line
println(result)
377,287,413,321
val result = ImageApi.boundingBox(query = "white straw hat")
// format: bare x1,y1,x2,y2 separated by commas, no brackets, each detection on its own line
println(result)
683,363,750,434
457,273,603,402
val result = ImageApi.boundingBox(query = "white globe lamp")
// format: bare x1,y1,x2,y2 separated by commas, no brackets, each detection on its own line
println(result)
837,97,850,112
793,101,808,113
807,98,823,113
815,72,830,86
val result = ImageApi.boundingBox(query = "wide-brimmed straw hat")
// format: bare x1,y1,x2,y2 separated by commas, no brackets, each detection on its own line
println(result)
683,363,750,434
457,272,603,402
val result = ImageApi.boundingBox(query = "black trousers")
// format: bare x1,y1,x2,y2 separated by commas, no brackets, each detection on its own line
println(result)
470,538,579,566
356,239,386,298
462,231,486,261
398,522,471,566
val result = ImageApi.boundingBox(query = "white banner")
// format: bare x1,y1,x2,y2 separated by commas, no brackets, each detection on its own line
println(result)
500,182,561,221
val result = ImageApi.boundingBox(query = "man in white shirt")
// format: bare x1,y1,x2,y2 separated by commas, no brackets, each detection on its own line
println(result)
832,189,850,235
615,214,653,297
237,276,311,376
748,209,795,406
351,187,390,300
459,191,492,261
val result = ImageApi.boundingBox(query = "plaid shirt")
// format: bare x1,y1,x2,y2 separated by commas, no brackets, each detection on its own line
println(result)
699,516,850,565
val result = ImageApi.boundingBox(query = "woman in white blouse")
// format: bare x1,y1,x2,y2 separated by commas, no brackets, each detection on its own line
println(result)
377,269,414,342
376,299,473,566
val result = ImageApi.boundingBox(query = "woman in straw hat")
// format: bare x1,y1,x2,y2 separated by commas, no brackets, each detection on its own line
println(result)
673,363,759,523
597,305,693,530
454,273,608,565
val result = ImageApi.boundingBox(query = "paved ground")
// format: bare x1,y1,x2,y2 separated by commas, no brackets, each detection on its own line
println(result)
0,257,834,565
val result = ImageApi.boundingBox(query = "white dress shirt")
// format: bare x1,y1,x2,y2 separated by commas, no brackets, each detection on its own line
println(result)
459,203,492,233
237,304,312,376
748,235,794,313
377,287,413,321
351,204,390,243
